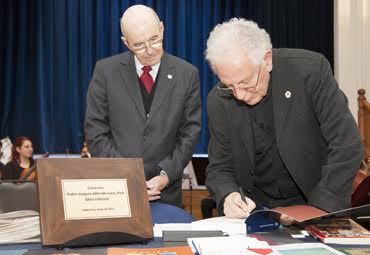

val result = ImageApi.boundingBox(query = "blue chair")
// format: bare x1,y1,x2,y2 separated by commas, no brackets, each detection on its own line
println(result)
150,202,193,224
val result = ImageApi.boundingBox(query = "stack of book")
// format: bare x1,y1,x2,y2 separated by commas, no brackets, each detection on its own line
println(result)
0,210,40,244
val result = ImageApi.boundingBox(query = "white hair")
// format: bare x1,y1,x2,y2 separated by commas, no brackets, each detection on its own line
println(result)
205,18,272,71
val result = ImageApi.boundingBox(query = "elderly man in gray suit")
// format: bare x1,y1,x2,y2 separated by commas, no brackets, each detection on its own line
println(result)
85,5,201,208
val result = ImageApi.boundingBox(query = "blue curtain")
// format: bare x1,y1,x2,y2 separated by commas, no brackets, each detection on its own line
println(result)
0,0,333,154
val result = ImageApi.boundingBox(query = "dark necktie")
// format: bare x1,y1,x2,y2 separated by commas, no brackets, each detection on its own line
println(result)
140,66,154,93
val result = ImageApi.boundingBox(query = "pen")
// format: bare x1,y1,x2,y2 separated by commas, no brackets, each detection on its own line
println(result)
191,240,201,255
239,187,248,205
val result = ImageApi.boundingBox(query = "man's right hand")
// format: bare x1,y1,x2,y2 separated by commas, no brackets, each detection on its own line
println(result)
223,192,256,219
146,178,162,201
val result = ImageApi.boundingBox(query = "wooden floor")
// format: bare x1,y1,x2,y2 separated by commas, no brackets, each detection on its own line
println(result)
182,189,217,220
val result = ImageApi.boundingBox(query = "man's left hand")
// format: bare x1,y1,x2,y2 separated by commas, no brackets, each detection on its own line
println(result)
280,214,296,226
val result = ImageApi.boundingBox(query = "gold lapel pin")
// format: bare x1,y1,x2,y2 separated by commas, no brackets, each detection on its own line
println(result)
167,74,173,79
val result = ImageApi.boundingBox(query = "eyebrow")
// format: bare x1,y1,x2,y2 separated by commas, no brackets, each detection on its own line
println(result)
239,77,254,84
223,77,252,87
132,35,159,47
133,42,144,47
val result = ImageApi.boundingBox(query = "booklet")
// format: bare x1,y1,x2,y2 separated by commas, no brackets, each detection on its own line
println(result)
245,205,325,233
245,204,370,234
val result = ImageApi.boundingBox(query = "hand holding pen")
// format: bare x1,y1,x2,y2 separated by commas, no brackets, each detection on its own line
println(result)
223,187,256,219
239,187,249,206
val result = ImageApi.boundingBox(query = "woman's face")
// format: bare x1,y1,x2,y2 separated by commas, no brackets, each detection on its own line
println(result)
16,140,33,159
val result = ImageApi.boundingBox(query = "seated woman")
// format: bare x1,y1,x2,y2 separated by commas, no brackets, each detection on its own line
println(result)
4,136,35,180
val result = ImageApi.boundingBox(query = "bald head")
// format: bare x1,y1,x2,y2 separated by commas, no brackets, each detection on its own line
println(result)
121,5,161,36
120,5,164,66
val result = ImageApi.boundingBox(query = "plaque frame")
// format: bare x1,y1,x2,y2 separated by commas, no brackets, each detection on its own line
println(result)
37,158,153,247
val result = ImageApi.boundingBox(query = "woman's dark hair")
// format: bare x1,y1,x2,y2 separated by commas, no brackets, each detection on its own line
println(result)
11,136,34,165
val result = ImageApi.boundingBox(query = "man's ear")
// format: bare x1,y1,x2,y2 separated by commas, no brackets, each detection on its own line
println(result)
159,22,164,36
264,50,273,71
121,36,129,47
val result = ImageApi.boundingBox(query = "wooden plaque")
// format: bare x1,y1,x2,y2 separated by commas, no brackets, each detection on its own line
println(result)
36,158,153,247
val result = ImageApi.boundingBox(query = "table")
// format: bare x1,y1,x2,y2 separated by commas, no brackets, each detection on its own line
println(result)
0,202,193,254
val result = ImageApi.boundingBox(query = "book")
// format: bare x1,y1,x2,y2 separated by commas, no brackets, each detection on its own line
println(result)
246,204,370,234
107,246,194,255
188,205,326,235
155,204,370,239
305,218,370,245
245,205,327,233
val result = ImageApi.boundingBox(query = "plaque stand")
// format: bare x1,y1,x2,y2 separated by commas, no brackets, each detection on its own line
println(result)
37,158,153,247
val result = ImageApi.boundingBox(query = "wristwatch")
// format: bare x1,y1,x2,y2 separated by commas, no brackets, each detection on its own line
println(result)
160,170,167,176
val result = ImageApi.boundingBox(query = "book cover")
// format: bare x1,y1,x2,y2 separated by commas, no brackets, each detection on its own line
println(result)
107,246,193,255
245,205,327,233
305,218,370,244
246,204,370,234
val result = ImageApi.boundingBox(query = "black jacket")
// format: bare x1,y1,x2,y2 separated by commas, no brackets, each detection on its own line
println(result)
206,49,363,213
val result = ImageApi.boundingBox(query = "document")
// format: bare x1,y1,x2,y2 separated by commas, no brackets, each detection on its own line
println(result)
191,216,246,235
188,236,276,255
153,217,246,237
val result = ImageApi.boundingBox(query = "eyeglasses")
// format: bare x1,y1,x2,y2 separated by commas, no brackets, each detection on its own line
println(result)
129,37,163,54
217,63,261,96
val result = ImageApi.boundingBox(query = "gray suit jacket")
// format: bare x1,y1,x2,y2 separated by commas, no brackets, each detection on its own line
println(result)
85,52,201,207
206,49,363,213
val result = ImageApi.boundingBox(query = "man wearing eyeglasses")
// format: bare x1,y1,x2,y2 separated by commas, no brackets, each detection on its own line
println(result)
205,18,363,221
85,5,201,207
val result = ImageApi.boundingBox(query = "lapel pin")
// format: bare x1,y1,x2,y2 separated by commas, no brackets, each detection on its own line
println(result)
285,91,291,99
167,74,173,79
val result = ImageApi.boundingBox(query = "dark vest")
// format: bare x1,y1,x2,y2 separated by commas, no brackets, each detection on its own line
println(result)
138,68,160,116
